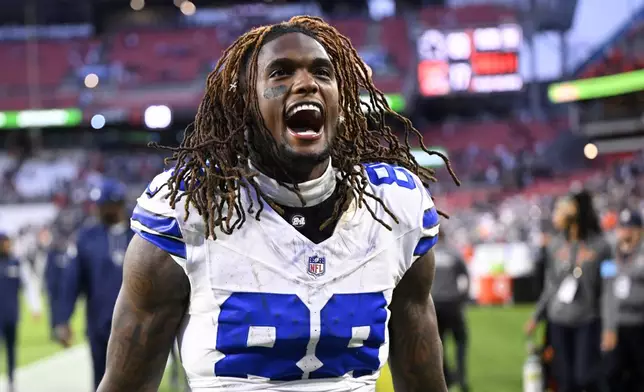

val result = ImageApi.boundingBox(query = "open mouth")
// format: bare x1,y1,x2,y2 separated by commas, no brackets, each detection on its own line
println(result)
285,102,324,139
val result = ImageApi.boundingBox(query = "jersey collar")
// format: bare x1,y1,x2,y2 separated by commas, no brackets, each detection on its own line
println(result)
249,160,337,208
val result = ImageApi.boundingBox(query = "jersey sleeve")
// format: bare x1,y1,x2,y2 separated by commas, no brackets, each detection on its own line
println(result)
130,171,188,268
411,187,440,261
397,175,440,282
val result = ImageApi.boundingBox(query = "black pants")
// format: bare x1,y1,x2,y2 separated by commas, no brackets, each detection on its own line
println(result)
435,302,468,390
549,320,607,392
0,321,16,383
605,325,644,392
89,334,109,390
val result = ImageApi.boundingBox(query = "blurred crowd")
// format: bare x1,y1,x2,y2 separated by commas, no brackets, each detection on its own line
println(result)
447,153,644,249
1,144,642,263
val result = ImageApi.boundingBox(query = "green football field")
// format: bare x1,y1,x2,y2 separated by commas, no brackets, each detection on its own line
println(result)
3,298,533,391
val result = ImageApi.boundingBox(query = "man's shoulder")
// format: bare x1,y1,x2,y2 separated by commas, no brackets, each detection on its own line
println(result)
135,169,208,238
143,169,179,200
137,168,190,215
361,162,435,231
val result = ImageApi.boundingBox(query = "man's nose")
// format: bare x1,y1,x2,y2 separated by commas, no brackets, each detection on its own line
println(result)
292,70,319,95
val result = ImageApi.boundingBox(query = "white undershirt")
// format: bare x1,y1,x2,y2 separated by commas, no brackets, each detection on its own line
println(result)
250,160,337,207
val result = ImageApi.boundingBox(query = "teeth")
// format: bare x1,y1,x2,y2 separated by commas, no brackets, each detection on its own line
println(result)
288,103,321,117
295,130,320,136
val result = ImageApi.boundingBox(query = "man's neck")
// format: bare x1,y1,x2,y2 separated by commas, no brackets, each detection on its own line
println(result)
250,158,337,208
254,158,331,184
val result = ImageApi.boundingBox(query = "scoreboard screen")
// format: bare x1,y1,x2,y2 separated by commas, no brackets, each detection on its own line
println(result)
417,24,523,97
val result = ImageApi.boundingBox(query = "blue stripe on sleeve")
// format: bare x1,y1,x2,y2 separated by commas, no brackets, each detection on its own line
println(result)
414,236,438,257
131,205,183,239
134,228,187,259
422,208,439,229
601,259,617,278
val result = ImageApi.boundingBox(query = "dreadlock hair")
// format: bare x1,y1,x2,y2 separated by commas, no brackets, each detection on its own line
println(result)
152,15,460,239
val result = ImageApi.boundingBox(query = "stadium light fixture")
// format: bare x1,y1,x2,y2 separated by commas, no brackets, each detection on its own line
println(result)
84,73,99,88
180,1,196,15
144,105,172,129
91,114,106,130
584,143,598,160
130,0,145,11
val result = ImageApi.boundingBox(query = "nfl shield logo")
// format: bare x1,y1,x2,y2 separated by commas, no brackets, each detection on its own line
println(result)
307,255,326,277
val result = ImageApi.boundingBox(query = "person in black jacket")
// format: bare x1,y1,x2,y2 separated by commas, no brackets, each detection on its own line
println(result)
432,234,470,392
0,233,41,392
44,230,71,340
54,179,133,390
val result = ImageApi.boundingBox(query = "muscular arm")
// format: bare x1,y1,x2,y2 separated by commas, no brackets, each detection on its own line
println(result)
97,235,190,392
388,249,447,392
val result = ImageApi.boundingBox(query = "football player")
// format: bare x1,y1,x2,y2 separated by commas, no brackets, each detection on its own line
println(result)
98,16,458,392
54,178,133,390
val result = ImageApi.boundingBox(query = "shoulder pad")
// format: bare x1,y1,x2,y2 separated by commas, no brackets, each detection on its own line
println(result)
137,169,196,217
362,162,438,234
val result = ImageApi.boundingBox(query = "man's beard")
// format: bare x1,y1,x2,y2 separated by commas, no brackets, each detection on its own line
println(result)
276,141,330,168
248,128,332,181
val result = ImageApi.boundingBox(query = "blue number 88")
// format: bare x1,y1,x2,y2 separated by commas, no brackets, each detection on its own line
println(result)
215,292,387,380
364,163,416,190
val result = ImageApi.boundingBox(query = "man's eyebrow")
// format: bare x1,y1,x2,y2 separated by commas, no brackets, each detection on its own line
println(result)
310,58,333,68
265,57,293,70
264,56,333,71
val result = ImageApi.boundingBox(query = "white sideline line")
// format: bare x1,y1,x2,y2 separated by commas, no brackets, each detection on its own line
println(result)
0,344,179,392
0,344,92,392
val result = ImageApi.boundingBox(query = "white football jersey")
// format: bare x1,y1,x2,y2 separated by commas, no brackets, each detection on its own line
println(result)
130,162,440,391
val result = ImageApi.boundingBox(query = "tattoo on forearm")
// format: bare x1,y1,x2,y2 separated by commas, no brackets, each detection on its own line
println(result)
97,237,189,392
389,250,447,392
390,301,446,392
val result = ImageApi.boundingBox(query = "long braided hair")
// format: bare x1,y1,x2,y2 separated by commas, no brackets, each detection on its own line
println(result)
153,16,459,239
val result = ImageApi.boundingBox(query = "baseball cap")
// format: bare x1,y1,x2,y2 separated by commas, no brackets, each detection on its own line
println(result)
619,208,643,228
89,178,127,205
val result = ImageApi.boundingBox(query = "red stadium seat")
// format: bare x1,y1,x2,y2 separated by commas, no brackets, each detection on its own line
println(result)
107,27,221,88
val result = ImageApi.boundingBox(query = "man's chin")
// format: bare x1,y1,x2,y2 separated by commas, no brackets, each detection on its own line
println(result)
278,142,330,168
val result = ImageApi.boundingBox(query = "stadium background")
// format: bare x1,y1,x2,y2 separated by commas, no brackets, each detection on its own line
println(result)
0,0,642,390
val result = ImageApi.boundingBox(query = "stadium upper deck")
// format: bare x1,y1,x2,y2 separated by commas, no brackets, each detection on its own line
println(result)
573,8,644,79
0,4,513,111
